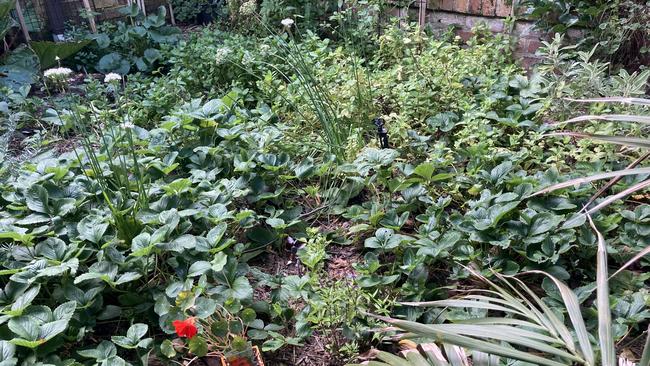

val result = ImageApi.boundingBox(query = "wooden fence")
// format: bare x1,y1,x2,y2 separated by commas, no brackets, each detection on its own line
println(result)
11,0,169,41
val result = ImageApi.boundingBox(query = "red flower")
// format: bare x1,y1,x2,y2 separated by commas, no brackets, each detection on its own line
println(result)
172,317,198,339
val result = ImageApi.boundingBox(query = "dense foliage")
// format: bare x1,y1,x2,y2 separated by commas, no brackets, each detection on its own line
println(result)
0,1,649,365
522,0,650,68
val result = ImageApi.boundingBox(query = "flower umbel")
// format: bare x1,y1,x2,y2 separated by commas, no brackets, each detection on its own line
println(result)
104,73,122,83
215,47,232,65
172,317,198,339
281,18,294,27
44,67,73,79
239,0,257,17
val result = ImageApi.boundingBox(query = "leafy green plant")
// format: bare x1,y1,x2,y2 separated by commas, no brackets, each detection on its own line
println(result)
371,218,650,366
169,0,211,23
521,0,650,67
86,4,181,74
534,97,650,217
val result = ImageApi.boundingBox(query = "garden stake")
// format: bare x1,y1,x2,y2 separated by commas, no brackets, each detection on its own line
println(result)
373,118,389,148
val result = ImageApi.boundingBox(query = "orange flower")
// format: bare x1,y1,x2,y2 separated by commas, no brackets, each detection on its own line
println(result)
172,317,198,339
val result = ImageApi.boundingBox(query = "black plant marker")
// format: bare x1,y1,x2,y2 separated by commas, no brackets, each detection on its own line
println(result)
373,118,389,149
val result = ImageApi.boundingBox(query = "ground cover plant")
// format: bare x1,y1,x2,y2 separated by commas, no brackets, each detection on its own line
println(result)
0,1,649,365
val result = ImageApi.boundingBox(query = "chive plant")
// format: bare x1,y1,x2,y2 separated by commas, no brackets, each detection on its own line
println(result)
66,91,148,246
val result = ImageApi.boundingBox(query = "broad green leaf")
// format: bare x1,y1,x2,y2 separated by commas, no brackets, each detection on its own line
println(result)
160,339,176,358
127,323,148,342
187,261,211,277
25,185,49,214
414,162,435,181
39,319,68,340
188,337,208,357
8,317,39,341
77,215,109,244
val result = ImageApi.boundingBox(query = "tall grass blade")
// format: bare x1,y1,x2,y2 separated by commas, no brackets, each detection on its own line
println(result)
505,274,578,353
549,132,650,149
527,270,595,365
375,316,568,366
609,246,650,279
640,325,650,366
588,216,616,366
585,179,650,214
561,115,650,125
531,168,650,196
583,152,650,211
566,97,650,105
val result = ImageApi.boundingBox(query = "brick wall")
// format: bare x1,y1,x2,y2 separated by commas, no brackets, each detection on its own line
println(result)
397,1,548,68
425,10,544,68
430,0,514,17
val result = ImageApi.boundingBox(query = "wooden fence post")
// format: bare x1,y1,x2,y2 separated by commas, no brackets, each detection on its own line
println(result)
168,1,176,25
14,0,31,42
81,0,97,33
418,0,426,29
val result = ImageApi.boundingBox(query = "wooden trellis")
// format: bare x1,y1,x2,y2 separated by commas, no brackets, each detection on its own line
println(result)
9,0,174,41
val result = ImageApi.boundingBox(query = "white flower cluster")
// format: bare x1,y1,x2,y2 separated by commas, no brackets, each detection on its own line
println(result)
239,0,257,17
43,67,73,79
120,121,135,129
281,18,294,27
104,73,122,83
259,44,271,53
215,47,232,65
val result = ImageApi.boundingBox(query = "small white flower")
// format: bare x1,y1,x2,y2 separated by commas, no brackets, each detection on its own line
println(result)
104,73,122,83
55,56,61,61
215,47,232,65
120,121,135,129
281,18,294,27
239,0,256,16
403,37,412,45
43,67,73,79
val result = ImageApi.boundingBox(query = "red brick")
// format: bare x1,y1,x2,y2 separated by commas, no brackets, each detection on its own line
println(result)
469,0,483,15
457,30,473,41
495,0,512,16
526,39,542,53
481,0,496,16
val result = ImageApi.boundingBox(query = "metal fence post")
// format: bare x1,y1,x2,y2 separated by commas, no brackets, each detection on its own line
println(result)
14,0,31,42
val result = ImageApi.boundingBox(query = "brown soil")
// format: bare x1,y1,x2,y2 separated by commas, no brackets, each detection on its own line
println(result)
250,236,364,366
